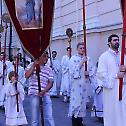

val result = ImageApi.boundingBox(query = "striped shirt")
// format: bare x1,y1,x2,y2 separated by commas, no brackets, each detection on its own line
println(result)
26,63,54,95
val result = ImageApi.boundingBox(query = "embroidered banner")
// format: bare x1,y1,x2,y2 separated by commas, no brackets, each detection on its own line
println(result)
4,0,54,59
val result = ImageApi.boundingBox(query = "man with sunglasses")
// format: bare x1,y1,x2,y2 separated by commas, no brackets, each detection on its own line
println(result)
97,34,126,126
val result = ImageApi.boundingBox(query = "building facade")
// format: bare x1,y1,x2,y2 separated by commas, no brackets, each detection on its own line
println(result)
51,0,123,64
0,0,123,64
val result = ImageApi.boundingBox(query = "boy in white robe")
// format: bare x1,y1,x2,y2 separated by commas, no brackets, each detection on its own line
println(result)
8,56,26,87
0,71,28,126
68,42,95,126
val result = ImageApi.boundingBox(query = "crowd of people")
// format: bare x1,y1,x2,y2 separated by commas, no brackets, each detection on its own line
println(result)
0,34,126,126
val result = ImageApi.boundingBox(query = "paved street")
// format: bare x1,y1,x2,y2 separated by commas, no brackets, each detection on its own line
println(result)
0,96,104,126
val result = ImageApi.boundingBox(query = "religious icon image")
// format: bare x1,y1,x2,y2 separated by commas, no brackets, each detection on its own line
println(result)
15,0,43,30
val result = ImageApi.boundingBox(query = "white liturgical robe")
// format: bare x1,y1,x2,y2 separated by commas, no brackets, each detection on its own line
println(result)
97,48,126,126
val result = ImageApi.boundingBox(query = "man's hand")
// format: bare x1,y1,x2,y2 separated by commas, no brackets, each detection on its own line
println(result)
116,71,125,79
0,75,4,79
15,91,19,95
82,56,87,64
38,90,46,97
84,71,89,76
80,56,87,68
12,80,18,85
119,65,126,72
33,59,39,66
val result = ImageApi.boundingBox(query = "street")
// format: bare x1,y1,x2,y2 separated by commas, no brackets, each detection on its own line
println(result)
0,96,104,126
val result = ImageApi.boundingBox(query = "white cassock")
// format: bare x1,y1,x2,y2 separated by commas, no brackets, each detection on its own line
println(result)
60,55,70,96
97,48,126,126
0,81,28,125
0,60,13,92
47,58,60,96
68,54,95,118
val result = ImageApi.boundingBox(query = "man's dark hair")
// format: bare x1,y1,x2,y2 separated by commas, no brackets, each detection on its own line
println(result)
66,47,71,51
77,42,84,49
52,50,57,54
108,34,119,43
25,60,30,65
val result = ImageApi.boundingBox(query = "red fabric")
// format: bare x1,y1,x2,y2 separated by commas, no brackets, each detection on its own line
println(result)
5,0,54,59
121,0,125,15
119,0,126,100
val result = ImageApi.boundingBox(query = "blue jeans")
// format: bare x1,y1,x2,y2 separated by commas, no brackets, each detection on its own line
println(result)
30,94,55,126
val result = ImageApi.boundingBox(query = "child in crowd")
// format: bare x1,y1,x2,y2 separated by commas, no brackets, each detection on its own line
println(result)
0,71,28,126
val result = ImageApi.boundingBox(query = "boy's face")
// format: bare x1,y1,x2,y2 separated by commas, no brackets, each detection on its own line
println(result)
77,45,85,55
11,76,16,82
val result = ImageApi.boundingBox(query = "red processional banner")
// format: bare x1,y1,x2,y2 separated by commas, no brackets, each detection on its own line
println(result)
4,0,55,59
